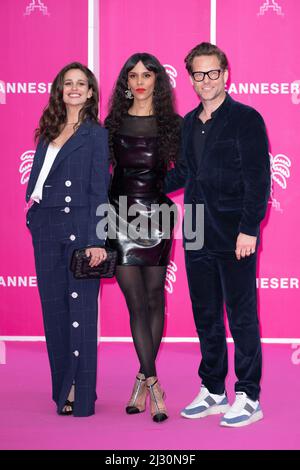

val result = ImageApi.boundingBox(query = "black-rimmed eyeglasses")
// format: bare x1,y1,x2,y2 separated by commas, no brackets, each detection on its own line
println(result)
191,69,223,82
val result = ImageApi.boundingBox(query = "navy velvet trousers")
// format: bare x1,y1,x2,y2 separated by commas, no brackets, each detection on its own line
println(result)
185,248,262,401
27,203,100,417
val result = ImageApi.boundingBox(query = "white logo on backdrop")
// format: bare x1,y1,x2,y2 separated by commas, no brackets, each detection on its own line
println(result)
227,82,299,95
269,152,291,212
258,0,284,16
165,260,177,294
0,275,37,287
19,150,35,185
24,0,49,16
164,65,177,89
291,344,300,366
0,80,6,105
291,80,300,104
256,277,299,289
0,81,51,98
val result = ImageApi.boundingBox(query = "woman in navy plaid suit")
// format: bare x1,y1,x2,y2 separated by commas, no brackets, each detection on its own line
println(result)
26,62,110,417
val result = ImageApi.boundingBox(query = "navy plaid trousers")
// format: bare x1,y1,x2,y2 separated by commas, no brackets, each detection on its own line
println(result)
27,204,100,417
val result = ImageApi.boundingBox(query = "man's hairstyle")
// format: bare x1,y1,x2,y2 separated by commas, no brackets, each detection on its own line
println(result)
184,42,229,75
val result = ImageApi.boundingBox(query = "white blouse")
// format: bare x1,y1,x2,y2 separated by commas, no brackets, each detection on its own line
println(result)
30,143,61,203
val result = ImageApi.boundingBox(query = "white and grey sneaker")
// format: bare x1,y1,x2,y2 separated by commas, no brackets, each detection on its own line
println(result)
181,385,230,419
220,391,263,427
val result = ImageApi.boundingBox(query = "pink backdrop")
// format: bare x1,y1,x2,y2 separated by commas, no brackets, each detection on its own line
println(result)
99,0,211,338
0,0,299,340
0,0,88,336
216,0,300,339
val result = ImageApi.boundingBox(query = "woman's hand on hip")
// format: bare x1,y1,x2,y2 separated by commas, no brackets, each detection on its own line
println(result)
85,247,107,267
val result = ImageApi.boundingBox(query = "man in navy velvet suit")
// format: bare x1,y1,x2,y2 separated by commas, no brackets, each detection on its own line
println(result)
164,43,270,427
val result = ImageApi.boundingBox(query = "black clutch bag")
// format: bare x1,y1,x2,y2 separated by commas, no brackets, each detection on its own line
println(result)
70,247,118,279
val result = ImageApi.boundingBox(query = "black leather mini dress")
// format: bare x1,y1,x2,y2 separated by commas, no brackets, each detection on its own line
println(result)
107,115,176,266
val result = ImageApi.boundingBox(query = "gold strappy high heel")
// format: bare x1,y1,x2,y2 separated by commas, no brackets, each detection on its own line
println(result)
126,373,148,414
146,376,168,422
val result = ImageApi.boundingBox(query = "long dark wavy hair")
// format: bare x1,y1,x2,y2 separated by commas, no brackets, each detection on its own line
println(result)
104,53,181,169
35,62,99,143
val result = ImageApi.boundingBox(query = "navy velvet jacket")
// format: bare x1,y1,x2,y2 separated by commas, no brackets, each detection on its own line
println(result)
164,94,271,251
26,120,110,246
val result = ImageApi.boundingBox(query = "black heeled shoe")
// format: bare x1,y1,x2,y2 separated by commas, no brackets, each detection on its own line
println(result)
59,399,74,415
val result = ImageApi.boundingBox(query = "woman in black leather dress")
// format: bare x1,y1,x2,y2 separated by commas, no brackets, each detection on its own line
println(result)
105,53,181,422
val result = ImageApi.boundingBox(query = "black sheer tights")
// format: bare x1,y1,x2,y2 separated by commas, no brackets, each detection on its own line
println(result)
116,265,167,378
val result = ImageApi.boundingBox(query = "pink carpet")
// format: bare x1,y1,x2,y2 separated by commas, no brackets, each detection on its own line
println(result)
0,342,299,450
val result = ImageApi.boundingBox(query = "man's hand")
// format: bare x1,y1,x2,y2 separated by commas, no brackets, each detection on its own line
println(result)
85,247,107,267
235,233,257,260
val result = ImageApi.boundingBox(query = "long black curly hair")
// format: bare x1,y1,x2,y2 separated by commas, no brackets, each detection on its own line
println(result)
35,62,99,143
104,53,181,169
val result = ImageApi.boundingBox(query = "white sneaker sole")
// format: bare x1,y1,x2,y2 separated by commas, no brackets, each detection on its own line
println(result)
220,410,264,427
181,404,230,419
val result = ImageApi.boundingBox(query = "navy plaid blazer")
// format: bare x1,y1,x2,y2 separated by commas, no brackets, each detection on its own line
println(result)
26,120,110,246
